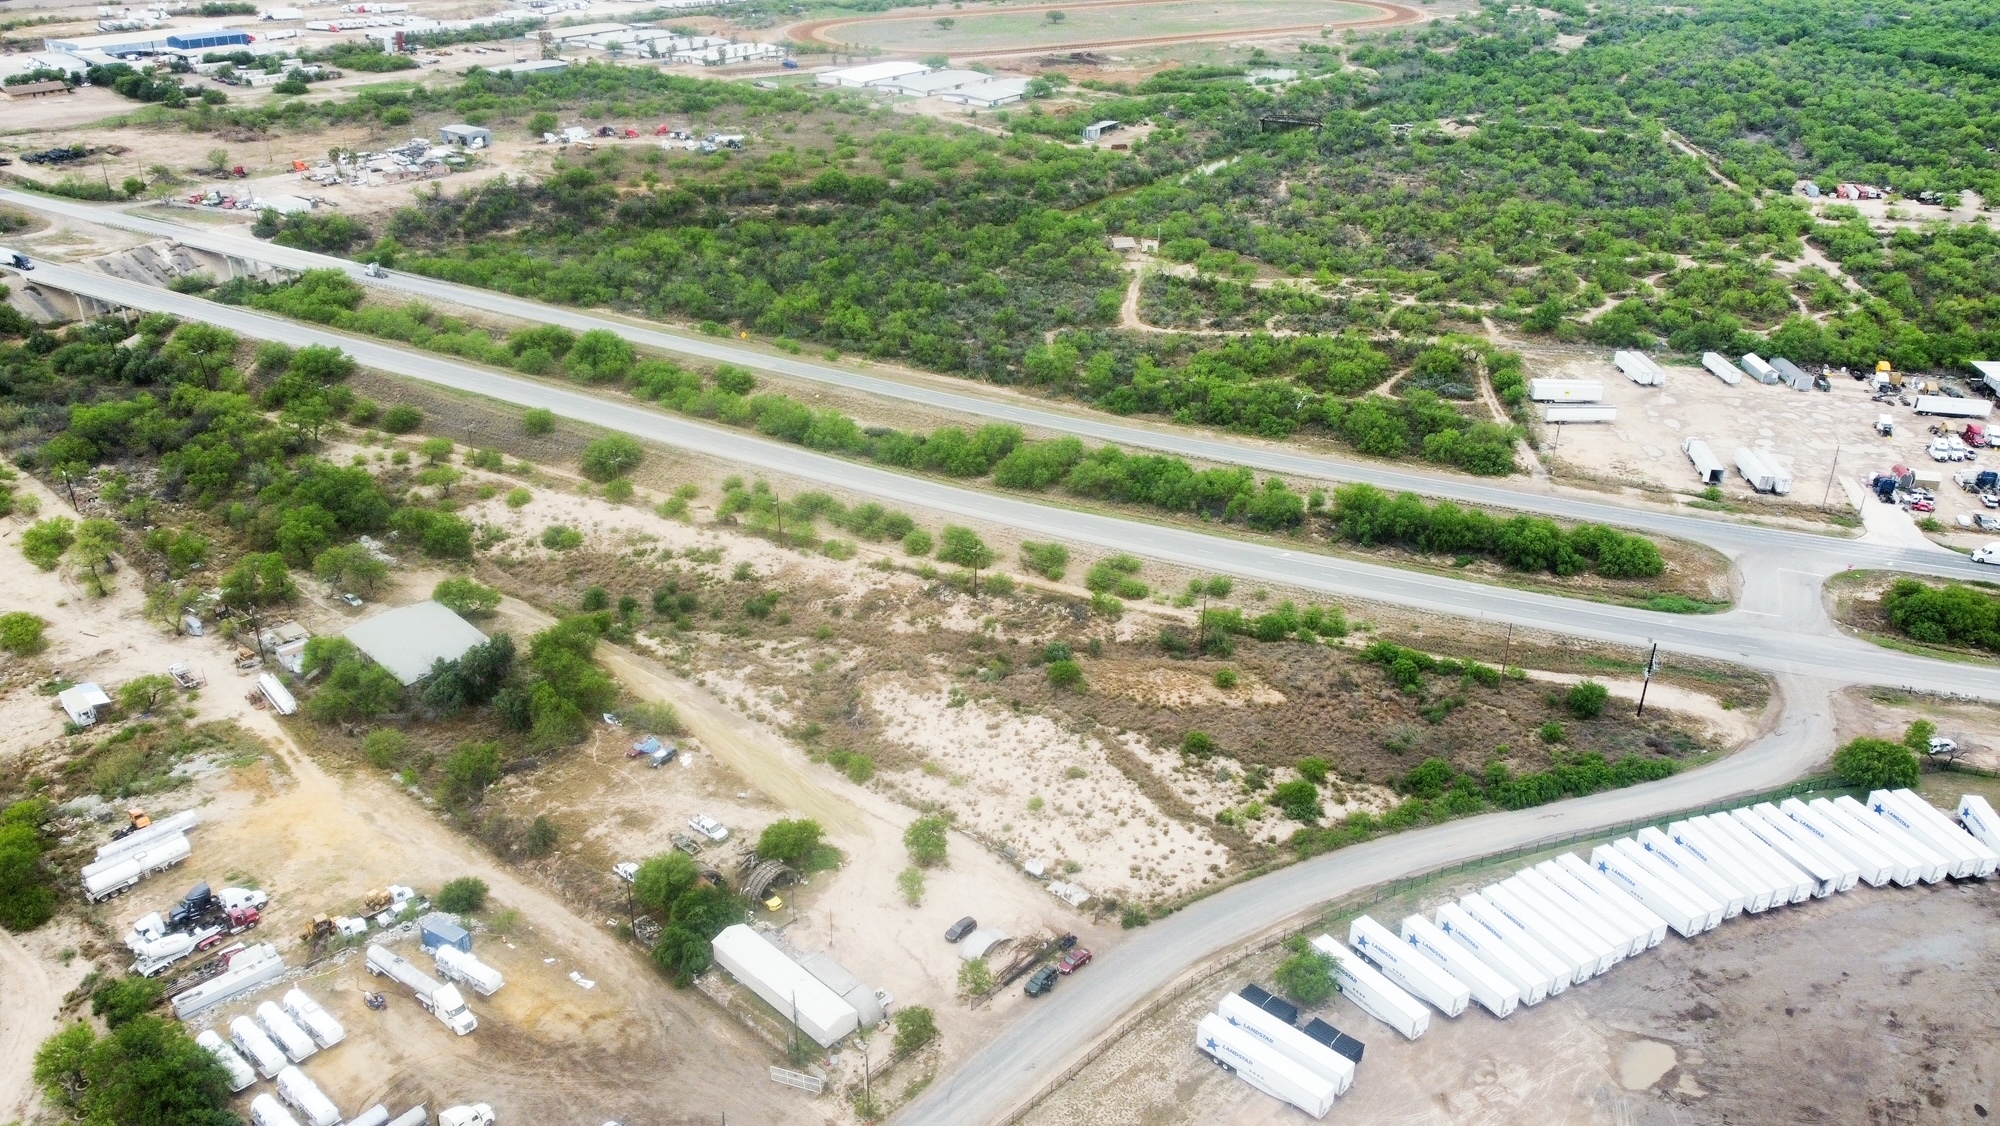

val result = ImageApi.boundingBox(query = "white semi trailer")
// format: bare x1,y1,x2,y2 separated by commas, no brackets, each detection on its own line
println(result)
1543,855,1665,950
366,945,477,1035
434,945,504,996
282,988,347,1048
275,1065,343,1126
1215,993,1356,1094
1434,901,1550,1005
1610,838,1725,930
1309,936,1430,1040
1587,844,1705,939
1399,914,1519,1018
1958,794,2000,855
1195,1012,1338,1118
1876,789,2000,876
1814,798,1919,886
1832,796,1948,882
194,1029,257,1092
1779,799,1894,887
1664,820,1776,912
1478,883,1600,982
1635,827,1747,918
1454,893,1570,995
1506,872,1624,969
1750,803,1862,891
90,811,199,866
1348,915,1468,1018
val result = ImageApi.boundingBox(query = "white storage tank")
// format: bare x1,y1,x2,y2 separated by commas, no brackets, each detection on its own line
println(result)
256,1001,317,1063
282,988,347,1048
275,1065,342,1126
229,1016,287,1079
194,1029,257,1092
251,1093,303,1126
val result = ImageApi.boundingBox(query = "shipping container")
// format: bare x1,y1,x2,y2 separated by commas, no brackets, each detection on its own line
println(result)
1779,798,1893,887
1871,789,1997,877
1728,808,1842,896
1456,893,1571,995
1701,352,1745,385
1237,984,1300,1027
1347,916,1469,1018
1834,795,1949,883
1958,794,2000,855
1435,902,1550,1005
1770,356,1814,390
1587,844,1704,939
1496,877,1618,976
1635,827,1747,917
1309,936,1430,1040
1548,854,1668,949
1683,438,1726,485
1815,798,1920,886
256,1001,318,1063
1696,813,1813,903
1734,447,1793,495
1528,379,1603,402
1195,1012,1338,1119
194,1029,257,1093
1216,993,1355,1094
1750,801,1863,890
1609,838,1725,930
1508,871,1627,969
230,1015,287,1079
1472,885,1596,985
1740,352,1779,384
418,911,473,953
1665,820,1777,912
275,1066,342,1126
1403,912,1521,1017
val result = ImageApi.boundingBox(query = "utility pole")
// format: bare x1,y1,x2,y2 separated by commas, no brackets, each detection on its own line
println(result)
1636,641,1659,717
1501,622,1513,674
1822,439,1842,505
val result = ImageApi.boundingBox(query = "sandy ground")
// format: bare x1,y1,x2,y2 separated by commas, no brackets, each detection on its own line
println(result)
1835,685,2000,774
1519,671,1762,749
1538,350,1992,542
1026,840,2000,1126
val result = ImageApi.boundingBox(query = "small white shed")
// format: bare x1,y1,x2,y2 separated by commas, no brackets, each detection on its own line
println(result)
59,682,114,726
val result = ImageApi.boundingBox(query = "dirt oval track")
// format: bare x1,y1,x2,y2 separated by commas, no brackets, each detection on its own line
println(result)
785,0,1425,62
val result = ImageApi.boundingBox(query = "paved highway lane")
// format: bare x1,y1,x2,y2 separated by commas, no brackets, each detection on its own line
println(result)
1,189,1989,585
14,259,2000,699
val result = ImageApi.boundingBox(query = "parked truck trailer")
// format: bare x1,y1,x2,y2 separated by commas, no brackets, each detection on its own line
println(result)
1399,914,1519,1018
1433,902,1550,1005
1586,844,1705,939
1308,936,1430,1041
82,833,191,902
1664,820,1775,912
1195,1013,1337,1119
1635,827,1748,917
1833,795,1949,882
1348,915,1468,1017
1779,798,1894,887
1453,893,1571,995
434,944,504,996
1215,993,1356,1094
366,944,477,1034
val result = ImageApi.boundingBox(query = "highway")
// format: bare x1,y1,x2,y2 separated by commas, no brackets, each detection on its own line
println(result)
12,256,2000,695
0,188,1989,586
9,205,2000,1126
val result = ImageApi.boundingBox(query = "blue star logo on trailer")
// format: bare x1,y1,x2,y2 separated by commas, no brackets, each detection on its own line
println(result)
1355,935,1369,950
1597,860,1611,873
1440,921,1453,934
1204,1036,1219,1051
1407,934,1421,948
1873,803,1886,814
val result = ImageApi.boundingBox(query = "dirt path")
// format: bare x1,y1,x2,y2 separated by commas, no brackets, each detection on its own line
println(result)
787,0,1425,59
1482,315,1550,480
0,926,62,1123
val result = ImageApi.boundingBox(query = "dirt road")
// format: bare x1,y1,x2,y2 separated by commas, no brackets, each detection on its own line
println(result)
0,925,63,1123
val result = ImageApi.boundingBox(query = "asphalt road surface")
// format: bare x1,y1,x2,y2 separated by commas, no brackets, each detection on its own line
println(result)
1,189,1989,585
9,206,2000,1126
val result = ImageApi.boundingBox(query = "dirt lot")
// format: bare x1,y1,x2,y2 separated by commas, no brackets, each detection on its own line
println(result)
1026,824,2000,1126
1834,682,2000,774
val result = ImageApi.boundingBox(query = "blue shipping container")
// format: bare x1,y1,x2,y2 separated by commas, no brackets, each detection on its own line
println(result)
418,912,471,953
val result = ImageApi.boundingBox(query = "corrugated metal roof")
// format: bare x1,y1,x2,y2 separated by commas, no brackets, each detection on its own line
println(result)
341,600,489,686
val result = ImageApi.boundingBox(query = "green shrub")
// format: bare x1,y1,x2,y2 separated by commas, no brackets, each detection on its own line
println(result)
903,816,949,867
435,876,489,913
1565,680,1610,719
380,404,422,433
1832,737,1920,790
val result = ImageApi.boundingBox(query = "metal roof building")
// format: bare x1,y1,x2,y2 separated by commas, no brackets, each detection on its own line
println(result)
939,77,1030,107
439,123,493,146
710,925,858,1047
341,600,489,686
816,59,927,87
884,68,984,95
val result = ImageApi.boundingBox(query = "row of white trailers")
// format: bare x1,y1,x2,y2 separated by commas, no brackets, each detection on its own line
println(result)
1200,788,2000,1119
